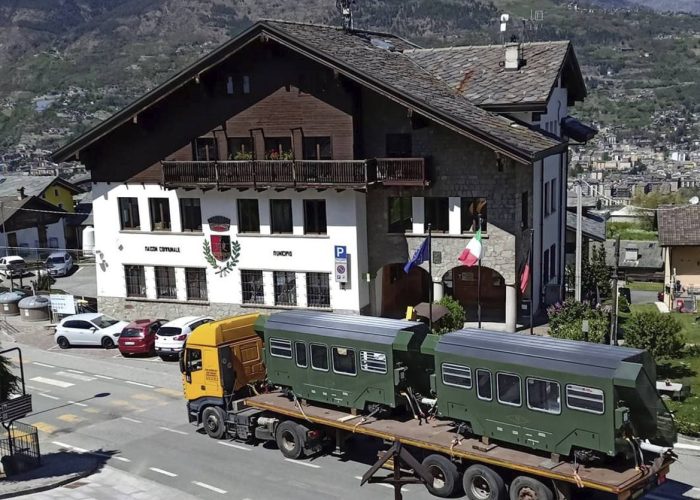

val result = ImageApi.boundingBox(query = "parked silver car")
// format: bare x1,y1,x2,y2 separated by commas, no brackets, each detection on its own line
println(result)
0,256,27,278
46,251,74,277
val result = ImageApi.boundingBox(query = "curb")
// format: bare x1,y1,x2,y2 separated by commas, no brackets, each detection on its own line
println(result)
675,442,700,453
0,460,99,499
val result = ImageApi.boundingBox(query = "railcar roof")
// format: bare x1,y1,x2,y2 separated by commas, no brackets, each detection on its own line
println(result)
263,311,427,345
437,329,646,378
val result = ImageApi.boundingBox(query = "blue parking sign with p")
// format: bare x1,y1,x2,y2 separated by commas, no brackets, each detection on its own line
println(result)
335,246,347,260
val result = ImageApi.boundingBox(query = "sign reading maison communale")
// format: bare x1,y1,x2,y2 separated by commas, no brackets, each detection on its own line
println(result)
145,246,181,253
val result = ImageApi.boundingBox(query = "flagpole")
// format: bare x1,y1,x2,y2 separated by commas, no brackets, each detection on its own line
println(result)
477,215,482,329
428,223,433,332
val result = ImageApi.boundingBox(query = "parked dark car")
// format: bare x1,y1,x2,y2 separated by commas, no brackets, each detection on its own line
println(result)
118,319,166,356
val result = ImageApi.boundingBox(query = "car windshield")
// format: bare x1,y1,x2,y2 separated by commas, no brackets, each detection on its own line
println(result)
92,315,120,329
120,328,144,338
157,327,182,337
48,257,64,264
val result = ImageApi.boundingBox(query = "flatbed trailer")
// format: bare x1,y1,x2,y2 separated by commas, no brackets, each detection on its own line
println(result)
242,392,673,500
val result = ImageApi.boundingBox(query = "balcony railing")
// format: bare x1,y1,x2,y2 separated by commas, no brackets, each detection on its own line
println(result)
161,158,427,190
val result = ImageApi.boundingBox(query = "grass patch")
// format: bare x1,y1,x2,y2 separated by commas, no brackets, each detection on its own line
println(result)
626,281,663,292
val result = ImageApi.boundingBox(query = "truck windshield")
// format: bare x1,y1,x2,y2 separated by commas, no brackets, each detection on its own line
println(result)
158,327,182,337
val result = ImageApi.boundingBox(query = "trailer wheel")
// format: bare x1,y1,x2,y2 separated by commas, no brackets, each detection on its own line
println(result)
462,464,506,500
276,420,306,459
509,476,554,500
422,454,460,497
202,406,227,439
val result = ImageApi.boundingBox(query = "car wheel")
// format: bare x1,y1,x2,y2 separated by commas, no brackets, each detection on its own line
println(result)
422,454,460,497
57,336,70,349
202,406,227,439
275,420,307,459
101,337,115,349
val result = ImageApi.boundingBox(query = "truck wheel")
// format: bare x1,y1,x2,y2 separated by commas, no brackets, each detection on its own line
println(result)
509,476,554,500
463,464,506,500
422,454,460,497
276,420,306,459
202,407,227,439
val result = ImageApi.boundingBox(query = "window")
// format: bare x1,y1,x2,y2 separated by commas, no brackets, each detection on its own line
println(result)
387,197,412,233
566,385,605,414
306,273,330,308
229,137,253,159
242,75,250,94
149,198,171,231
226,76,234,95
544,181,551,216
461,198,487,233
551,178,557,213
63,320,94,330
185,268,207,301
310,344,329,371
194,138,218,161
543,248,550,284
180,198,202,232
154,266,177,299
497,373,522,406
425,197,449,233
54,188,59,197
527,378,561,414
273,271,296,306
385,133,412,157
241,270,264,304
303,200,327,234
264,137,292,159
442,363,472,389
521,192,529,228
124,265,146,298
360,351,387,374
332,347,357,376
303,137,332,160
476,369,492,401
549,244,556,281
118,198,140,230
295,342,307,368
237,199,260,233
270,200,293,234
186,348,203,372
269,338,293,359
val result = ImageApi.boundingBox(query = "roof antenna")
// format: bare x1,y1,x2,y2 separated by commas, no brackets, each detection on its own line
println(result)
336,0,356,31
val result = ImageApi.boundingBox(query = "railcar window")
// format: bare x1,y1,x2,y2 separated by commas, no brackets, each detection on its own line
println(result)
442,363,472,389
476,369,492,401
295,342,307,368
497,373,522,406
332,347,357,376
527,378,561,414
310,344,329,371
360,351,387,374
566,384,605,414
269,338,292,359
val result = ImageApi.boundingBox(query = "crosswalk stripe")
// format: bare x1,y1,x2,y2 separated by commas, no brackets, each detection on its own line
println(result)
30,376,74,388
38,393,60,400
32,362,56,368
57,414,85,424
55,371,96,382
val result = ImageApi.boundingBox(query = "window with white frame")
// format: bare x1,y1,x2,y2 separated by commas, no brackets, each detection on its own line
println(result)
306,273,330,308
332,347,356,376
273,271,296,306
360,351,387,374
442,363,472,389
497,373,522,406
269,338,292,358
566,384,605,414
527,378,561,414
154,266,177,299
241,270,264,304
124,265,146,298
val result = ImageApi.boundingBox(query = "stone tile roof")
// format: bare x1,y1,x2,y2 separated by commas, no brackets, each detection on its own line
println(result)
566,211,606,242
603,240,663,270
658,205,700,246
404,42,572,107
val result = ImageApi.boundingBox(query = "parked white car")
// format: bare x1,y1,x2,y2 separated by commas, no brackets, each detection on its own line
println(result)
0,256,27,278
54,313,129,349
46,251,74,277
155,316,213,360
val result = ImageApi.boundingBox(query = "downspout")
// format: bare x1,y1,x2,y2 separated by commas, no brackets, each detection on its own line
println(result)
559,151,565,301
540,159,545,313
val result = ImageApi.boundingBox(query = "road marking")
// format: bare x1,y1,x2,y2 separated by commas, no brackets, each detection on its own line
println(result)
68,400,88,407
33,422,57,434
192,481,227,494
154,388,182,398
52,441,131,463
66,369,84,374
57,414,85,424
83,407,100,414
48,345,60,351
125,380,154,388
55,371,96,382
38,393,61,400
30,376,74,388
52,441,88,453
158,426,188,435
24,384,40,391
74,267,83,274
94,375,114,380
218,441,251,451
149,467,177,477
32,362,55,368
112,456,131,463
121,417,142,424
284,458,321,469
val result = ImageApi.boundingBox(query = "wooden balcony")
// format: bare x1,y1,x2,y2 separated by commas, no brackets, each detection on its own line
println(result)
161,158,428,190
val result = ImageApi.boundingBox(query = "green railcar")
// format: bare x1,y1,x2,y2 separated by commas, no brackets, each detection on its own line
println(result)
427,328,677,458
256,311,430,411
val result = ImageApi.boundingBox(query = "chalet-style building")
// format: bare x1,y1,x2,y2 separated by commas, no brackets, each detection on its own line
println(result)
53,20,589,331
658,205,700,310
0,194,67,259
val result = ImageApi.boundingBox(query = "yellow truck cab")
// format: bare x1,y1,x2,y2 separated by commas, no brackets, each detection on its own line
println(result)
181,313,265,436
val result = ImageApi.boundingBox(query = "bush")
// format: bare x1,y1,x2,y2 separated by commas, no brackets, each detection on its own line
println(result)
617,294,630,313
547,299,610,343
623,311,684,359
432,296,465,335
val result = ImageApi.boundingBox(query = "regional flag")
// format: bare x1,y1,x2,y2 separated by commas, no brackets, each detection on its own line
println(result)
404,237,430,273
458,228,482,267
520,249,531,294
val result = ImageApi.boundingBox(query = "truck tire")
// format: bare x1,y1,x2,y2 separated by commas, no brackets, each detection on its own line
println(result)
509,476,554,500
422,454,460,497
462,464,506,500
202,406,227,439
276,420,306,459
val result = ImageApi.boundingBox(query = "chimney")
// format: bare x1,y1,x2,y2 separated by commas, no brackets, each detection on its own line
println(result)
504,42,523,70
17,187,25,200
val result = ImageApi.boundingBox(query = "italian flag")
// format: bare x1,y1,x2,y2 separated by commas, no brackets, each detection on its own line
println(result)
458,228,482,267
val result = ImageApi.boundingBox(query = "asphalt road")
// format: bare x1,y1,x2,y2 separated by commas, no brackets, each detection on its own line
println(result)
4,339,700,500
50,263,97,299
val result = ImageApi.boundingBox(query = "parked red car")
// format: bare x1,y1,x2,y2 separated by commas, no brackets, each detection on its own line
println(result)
118,319,166,356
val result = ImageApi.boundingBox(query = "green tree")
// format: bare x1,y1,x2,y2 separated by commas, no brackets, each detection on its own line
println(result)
547,299,610,343
623,311,684,359
0,348,19,402
432,295,465,335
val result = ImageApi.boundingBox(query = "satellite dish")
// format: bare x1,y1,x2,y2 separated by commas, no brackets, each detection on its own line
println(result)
689,196,699,205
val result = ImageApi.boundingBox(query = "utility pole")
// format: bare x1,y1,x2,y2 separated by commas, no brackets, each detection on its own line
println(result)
574,182,583,302
610,234,621,346
0,201,6,257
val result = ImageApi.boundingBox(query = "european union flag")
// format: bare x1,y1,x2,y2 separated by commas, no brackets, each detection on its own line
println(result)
404,237,430,273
